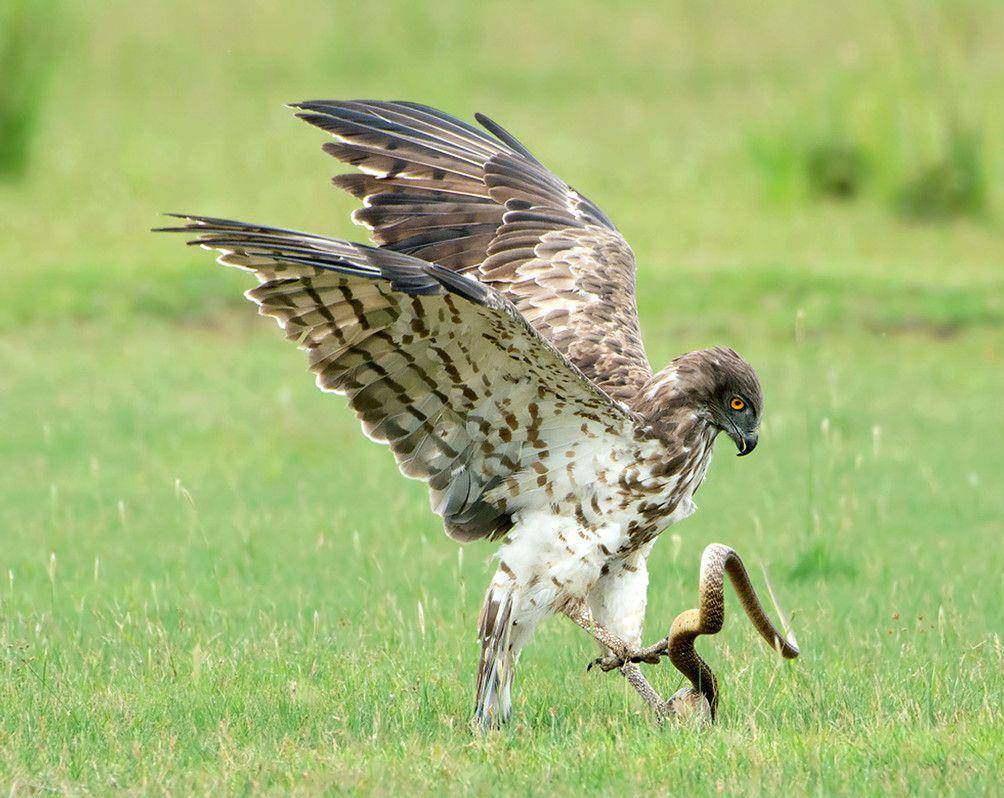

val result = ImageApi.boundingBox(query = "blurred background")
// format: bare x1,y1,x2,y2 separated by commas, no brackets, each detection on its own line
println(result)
2,1,1002,794
3,0,1003,320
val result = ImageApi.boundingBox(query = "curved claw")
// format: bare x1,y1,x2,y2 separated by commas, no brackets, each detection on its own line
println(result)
587,654,624,672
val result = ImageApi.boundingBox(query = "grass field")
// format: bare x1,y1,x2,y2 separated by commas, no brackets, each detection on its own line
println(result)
2,1,1003,795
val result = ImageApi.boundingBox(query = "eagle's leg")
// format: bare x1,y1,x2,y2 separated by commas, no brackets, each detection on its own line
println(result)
562,602,675,720
474,578,519,729
473,566,547,729
562,603,668,671
579,546,667,672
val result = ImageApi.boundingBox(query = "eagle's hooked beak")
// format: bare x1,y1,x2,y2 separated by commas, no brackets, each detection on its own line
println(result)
728,426,758,457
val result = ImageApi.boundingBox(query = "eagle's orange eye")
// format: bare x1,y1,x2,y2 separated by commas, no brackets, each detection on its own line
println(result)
730,397,745,411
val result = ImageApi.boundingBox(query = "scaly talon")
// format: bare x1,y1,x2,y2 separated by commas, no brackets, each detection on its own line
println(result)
586,638,668,672
628,637,669,665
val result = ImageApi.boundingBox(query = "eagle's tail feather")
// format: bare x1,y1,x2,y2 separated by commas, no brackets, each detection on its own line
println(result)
473,583,518,729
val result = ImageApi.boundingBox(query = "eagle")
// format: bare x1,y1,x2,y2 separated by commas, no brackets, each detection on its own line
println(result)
158,100,763,728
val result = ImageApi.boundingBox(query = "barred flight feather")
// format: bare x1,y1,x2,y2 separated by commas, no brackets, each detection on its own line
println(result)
291,100,651,403
156,215,638,542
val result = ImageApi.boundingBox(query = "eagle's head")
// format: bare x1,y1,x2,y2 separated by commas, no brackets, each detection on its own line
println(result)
696,346,763,456
636,346,763,456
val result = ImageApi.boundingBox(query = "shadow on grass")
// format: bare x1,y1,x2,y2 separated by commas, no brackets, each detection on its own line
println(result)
788,540,858,582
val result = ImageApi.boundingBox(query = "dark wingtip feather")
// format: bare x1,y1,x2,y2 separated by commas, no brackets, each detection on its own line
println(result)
152,213,201,233
154,208,495,306
474,112,541,165
425,263,489,303
331,173,372,198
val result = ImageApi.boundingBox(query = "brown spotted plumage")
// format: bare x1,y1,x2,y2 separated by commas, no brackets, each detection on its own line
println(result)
157,100,764,729
293,100,651,404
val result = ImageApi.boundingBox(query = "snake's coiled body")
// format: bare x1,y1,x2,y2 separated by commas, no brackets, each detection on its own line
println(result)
667,543,799,719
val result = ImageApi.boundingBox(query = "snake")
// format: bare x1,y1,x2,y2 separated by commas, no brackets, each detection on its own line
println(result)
665,543,800,721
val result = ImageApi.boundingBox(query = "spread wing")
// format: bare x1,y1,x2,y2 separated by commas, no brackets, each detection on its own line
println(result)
290,100,653,404
157,215,642,542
